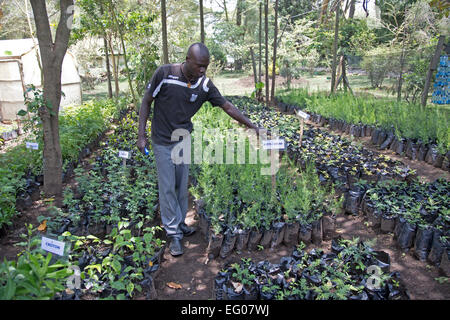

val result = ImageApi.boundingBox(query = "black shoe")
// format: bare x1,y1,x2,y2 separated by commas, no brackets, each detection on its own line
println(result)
169,238,183,256
179,222,196,237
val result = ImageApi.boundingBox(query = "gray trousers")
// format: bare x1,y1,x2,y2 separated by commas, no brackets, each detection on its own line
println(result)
152,142,189,240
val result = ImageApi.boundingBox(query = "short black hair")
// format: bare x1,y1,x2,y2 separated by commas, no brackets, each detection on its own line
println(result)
187,42,210,59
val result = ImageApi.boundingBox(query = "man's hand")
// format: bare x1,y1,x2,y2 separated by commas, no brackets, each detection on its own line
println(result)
137,136,148,155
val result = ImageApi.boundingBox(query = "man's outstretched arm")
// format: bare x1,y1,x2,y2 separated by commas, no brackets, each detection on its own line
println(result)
137,90,154,154
221,100,262,134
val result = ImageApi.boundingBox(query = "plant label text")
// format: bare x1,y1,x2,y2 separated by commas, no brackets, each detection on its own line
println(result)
41,236,66,256
26,142,39,150
296,110,310,120
262,139,285,150
118,150,131,159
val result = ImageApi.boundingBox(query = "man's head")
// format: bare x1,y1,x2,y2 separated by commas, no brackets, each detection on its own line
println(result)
184,42,210,80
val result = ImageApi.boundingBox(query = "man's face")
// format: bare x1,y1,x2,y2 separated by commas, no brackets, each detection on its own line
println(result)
186,54,209,80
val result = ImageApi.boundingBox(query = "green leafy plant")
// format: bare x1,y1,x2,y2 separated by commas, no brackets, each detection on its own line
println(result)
0,224,71,300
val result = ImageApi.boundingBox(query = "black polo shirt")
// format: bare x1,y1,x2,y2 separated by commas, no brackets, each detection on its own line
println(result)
146,63,227,145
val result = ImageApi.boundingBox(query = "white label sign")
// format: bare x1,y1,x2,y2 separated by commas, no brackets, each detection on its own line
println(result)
118,150,131,159
262,139,285,150
41,236,66,256
296,110,310,120
26,142,39,150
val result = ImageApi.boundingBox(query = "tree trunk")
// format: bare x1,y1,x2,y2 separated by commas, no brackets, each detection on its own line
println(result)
331,1,340,94
161,0,169,64
264,0,269,106
258,1,262,83
270,0,278,103
349,0,356,18
108,36,120,98
421,35,445,108
250,46,257,86
397,43,406,102
200,0,205,43
255,2,262,101
222,0,229,22
334,56,344,92
234,0,245,71
236,0,243,26
103,36,113,99
24,0,43,85
30,0,73,198
109,2,137,107
342,56,353,95
320,0,330,24
100,3,112,99
343,0,350,14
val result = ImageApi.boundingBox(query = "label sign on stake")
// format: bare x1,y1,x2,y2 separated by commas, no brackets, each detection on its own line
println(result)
261,139,284,192
41,236,66,256
26,142,39,150
296,110,310,120
262,139,285,150
296,110,309,147
118,150,131,167
118,150,131,159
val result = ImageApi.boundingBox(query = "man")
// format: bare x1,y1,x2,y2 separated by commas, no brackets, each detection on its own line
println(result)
137,43,261,256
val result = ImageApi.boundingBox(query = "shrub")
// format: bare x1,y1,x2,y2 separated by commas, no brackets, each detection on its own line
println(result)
361,46,399,88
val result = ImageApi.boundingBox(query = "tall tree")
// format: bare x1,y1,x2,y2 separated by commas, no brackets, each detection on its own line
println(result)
108,0,137,107
348,0,356,18
234,0,245,70
29,0,73,198
100,3,113,99
74,0,120,97
200,0,205,43
320,0,330,24
278,0,318,18
161,0,169,64
215,0,229,22
330,0,341,94
236,0,244,26
258,0,262,100
270,0,279,103
264,0,269,106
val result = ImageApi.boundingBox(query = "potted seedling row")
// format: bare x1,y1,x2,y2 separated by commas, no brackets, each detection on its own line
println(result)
232,96,417,183
190,156,344,259
50,110,164,300
229,96,417,224
59,225,165,300
274,92,449,172
215,238,409,300
1,98,127,231
360,179,450,264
